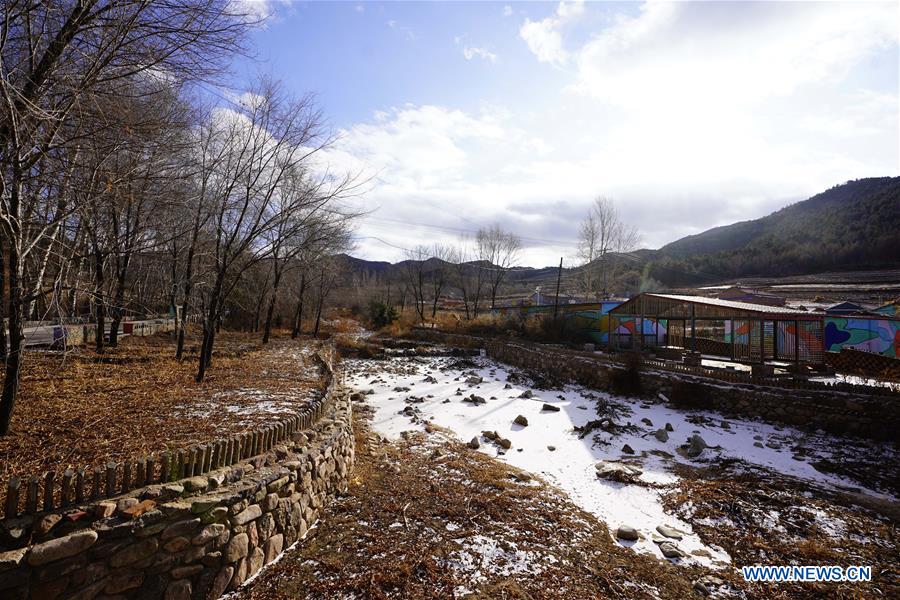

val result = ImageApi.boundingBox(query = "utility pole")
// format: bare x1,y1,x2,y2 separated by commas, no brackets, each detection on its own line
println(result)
553,257,563,319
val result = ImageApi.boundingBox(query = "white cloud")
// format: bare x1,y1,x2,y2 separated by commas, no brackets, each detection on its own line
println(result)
463,46,498,63
329,1,898,266
519,1,584,65
503,5,513,18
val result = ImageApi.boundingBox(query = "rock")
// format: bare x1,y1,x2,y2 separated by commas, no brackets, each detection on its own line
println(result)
541,403,560,412
28,530,98,566
616,525,639,541
192,523,226,546
224,533,249,562
0,547,27,570
693,581,710,596
34,513,62,537
621,444,635,454
465,376,482,385
547,446,556,451
753,441,764,448
656,525,684,540
653,429,669,442
231,504,262,526
482,430,498,441
659,541,683,558
513,415,529,427
685,434,708,458
93,501,117,519
164,579,192,600
595,461,642,483
423,376,437,383
498,438,512,450
665,422,674,432
641,418,653,426
468,437,480,449
183,476,208,493
209,566,234,599
109,537,158,568
161,518,201,541
518,390,533,398
504,383,512,389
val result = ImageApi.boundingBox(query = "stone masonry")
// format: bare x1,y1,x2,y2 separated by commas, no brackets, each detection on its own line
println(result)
0,367,354,599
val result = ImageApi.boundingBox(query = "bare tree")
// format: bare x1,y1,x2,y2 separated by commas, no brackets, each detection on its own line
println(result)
577,196,639,298
477,224,521,309
428,244,452,318
0,0,250,433
401,246,429,323
450,236,486,319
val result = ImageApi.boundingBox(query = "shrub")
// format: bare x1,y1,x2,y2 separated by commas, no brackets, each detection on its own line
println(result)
368,300,399,328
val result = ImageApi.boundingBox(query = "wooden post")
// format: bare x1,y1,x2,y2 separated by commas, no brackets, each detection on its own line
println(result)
60,469,74,507
43,472,55,512
105,463,116,497
5,477,21,517
161,452,170,483
136,460,145,487
146,456,156,485
75,468,86,504
26,476,40,514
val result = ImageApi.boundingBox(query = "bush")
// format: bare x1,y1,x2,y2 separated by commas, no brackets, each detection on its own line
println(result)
368,300,399,328
609,351,643,397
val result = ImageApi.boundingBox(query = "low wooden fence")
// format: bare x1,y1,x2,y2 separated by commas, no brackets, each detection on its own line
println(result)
1,343,338,521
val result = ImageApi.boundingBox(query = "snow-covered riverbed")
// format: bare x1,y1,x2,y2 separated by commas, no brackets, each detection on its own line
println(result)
346,354,898,568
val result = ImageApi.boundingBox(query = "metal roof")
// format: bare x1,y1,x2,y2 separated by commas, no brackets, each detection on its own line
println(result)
610,293,817,318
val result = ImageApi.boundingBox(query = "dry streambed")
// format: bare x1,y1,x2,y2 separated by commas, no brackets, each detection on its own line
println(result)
345,352,899,596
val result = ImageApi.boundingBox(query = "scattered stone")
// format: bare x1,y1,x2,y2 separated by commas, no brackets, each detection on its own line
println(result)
656,524,684,540
653,429,669,442
547,446,556,451
595,461,642,483
621,444,635,455
468,437,480,449
685,434,708,458
665,422,674,432
693,581,710,596
465,376,482,385
423,376,438,383
498,438,512,450
518,390,533,399
93,501,117,519
482,430,498,441
659,541,683,559
641,418,653,427
541,403,560,412
34,514,62,537
504,383,512,389
616,525,639,541
513,415,529,427
753,442,764,448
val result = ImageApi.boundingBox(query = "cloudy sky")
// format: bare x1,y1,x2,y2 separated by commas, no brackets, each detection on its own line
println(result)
235,1,898,267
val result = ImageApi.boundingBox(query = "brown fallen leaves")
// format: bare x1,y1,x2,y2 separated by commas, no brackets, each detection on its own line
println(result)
0,329,322,498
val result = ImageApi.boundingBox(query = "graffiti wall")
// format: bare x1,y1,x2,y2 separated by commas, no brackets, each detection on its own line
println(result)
493,302,622,344
824,317,900,358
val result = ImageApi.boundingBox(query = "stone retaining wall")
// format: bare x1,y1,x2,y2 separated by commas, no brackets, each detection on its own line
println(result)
407,329,900,441
0,349,354,600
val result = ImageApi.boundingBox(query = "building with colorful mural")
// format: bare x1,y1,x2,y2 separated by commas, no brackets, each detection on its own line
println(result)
492,301,622,344
824,317,900,358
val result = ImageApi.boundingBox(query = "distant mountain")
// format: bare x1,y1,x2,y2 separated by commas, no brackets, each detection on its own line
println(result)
340,177,900,292
647,177,900,285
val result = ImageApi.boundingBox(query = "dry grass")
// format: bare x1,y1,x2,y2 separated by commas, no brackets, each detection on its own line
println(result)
0,329,324,498
235,410,704,600
661,461,900,599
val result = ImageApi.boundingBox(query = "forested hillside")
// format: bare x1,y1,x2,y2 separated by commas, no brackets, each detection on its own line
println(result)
647,177,900,285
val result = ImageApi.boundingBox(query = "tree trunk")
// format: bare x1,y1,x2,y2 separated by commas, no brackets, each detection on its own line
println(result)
0,237,7,362
93,248,105,353
0,243,24,435
291,272,306,339
262,267,282,344
313,299,324,338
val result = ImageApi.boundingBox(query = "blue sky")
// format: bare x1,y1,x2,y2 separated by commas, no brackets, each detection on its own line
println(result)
230,1,899,267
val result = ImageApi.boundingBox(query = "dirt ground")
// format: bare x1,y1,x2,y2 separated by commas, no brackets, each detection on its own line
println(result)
0,329,323,505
